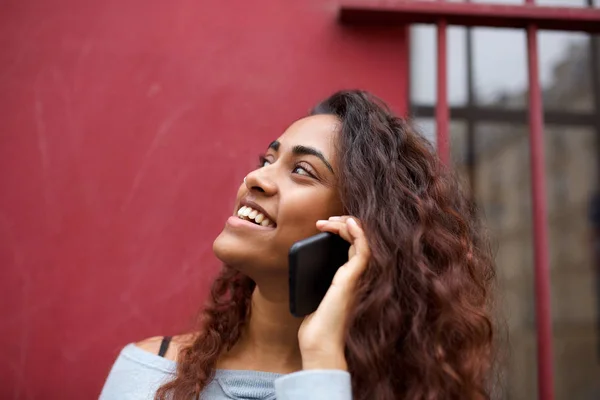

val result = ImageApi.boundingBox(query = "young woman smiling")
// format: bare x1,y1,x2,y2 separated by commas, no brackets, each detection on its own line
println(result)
101,90,496,400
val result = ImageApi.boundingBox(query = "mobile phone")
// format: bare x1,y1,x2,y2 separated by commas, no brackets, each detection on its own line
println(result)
288,232,350,317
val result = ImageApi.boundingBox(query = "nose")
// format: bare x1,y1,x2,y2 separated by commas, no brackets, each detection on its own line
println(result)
244,168,277,196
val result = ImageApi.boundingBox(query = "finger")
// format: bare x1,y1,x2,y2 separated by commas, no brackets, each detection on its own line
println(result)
328,216,362,228
330,254,367,292
316,220,351,243
316,219,346,231
346,218,369,258
316,219,346,230
345,218,370,276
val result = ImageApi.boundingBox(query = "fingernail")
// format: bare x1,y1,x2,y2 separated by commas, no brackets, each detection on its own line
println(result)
329,216,342,220
347,218,357,226
316,220,328,224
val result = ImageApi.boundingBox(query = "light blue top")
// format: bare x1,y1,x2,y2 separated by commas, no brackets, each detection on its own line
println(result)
99,344,352,400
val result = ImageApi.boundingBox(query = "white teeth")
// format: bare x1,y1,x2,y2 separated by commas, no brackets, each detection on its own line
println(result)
260,218,271,227
237,206,274,227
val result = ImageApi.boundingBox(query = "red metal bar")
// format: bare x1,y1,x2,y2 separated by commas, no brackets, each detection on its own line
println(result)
398,24,410,117
339,0,600,33
525,4,555,398
436,19,450,165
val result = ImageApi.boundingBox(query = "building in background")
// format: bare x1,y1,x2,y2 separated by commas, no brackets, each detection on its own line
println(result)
447,38,600,399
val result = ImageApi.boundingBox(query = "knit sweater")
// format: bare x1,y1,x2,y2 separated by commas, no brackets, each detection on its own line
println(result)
99,343,352,400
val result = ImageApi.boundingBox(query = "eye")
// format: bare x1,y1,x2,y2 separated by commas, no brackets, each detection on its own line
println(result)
258,155,271,168
292,164,314,177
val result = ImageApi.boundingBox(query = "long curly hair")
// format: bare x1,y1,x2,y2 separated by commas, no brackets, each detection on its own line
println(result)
156,90,497,400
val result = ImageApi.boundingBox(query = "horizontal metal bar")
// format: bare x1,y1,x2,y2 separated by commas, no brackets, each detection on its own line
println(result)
411,104,597,126
339,1,600,33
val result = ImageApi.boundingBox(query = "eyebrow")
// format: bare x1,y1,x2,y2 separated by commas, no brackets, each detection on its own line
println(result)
268,140,334,174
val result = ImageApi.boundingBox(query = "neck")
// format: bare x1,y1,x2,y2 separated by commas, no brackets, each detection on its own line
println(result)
219,281,303,373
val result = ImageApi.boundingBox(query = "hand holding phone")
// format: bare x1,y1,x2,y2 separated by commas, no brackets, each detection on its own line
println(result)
293,216,371,371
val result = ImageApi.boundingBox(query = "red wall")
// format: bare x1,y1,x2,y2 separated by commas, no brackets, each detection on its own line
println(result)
0,1,408,398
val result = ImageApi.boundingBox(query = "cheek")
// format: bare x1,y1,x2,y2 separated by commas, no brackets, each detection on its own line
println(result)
277,191,341,234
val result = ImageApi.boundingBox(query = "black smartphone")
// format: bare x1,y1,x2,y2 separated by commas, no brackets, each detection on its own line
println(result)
288,232,350,317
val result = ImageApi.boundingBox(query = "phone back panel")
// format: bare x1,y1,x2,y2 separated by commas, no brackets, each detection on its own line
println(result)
289,232,350,317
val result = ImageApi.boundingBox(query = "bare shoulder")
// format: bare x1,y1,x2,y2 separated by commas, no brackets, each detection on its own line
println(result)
135,336,164,353
135,333,197,362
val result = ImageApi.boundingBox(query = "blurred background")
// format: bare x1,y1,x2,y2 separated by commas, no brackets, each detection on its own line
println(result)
1,0,599,399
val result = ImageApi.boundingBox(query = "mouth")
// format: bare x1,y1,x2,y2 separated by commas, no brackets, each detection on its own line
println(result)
236,204,276,228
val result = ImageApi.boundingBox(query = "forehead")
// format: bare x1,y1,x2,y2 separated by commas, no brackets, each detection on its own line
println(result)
275,114,339,156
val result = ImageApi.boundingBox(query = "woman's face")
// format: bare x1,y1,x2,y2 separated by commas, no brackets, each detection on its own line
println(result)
213,114,344,277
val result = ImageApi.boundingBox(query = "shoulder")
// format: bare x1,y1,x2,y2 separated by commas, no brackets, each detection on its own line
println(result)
135,334,196,362
134,336,166,356
99,337,184,399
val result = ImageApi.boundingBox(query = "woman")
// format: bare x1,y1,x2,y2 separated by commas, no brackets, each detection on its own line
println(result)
101,90,496,400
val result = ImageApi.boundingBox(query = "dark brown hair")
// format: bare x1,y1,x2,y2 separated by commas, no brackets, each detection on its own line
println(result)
157,90,496,400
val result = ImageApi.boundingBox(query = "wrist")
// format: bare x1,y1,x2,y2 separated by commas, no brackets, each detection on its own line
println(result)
301,349,348,371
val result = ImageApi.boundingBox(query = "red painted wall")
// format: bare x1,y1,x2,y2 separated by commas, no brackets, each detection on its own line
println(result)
0,1,408,398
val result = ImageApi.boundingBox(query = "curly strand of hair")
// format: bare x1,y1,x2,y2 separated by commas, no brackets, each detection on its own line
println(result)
155,266,255,400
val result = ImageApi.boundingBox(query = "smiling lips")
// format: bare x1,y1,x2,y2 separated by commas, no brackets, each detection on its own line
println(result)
237,206,275,227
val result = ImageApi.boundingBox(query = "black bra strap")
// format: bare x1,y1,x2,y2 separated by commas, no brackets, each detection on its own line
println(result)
158,336,172,358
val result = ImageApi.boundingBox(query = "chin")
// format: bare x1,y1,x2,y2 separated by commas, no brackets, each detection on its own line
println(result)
212,230,286,278
212,231,243,267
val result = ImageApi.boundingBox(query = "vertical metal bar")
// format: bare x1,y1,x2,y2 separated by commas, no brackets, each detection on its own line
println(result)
399,24,411,117
436,19,450,165
465,24,476,200
587,0,600,189
524,0,555,395
586,0,600,362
